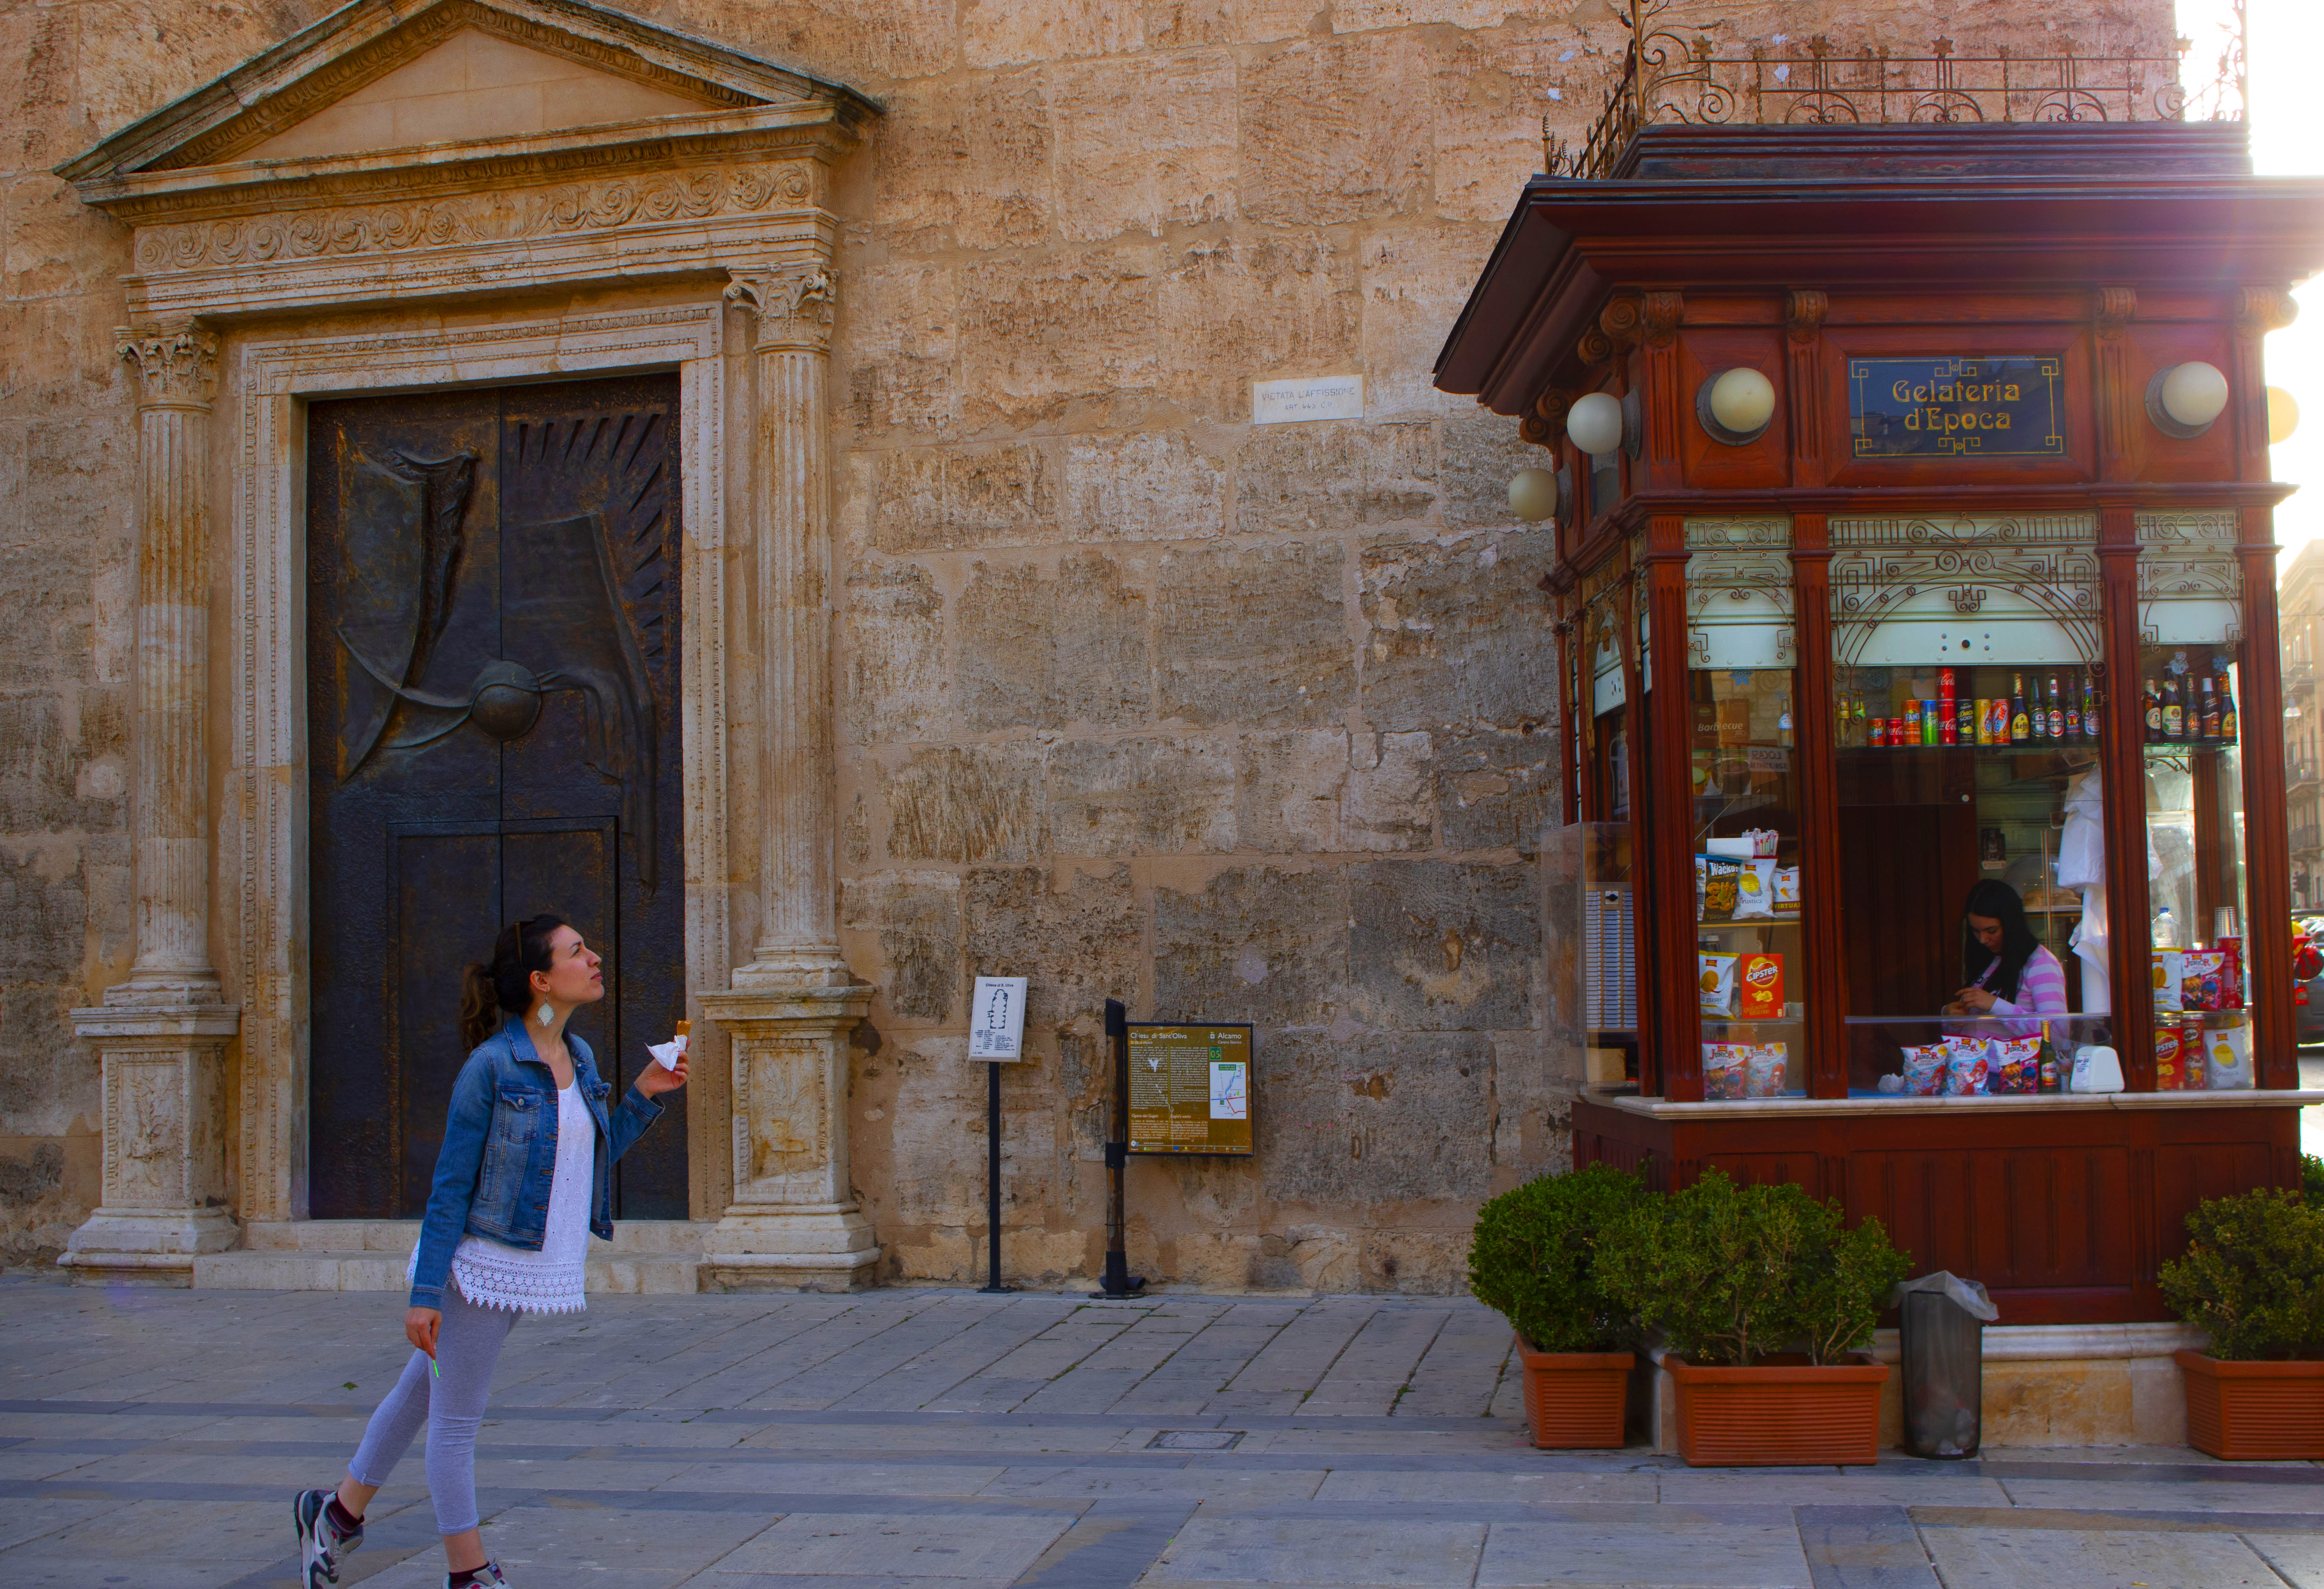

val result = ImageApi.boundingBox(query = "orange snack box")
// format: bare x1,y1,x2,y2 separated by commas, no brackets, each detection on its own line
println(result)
1737,952,1785,1019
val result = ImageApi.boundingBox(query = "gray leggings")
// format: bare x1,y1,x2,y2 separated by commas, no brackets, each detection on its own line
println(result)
347,1282,521,1535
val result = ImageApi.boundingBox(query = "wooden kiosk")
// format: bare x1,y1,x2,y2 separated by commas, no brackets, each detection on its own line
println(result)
1437,89,2324,1323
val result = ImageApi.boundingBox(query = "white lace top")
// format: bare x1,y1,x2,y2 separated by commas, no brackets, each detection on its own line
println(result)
413,1081,593,1314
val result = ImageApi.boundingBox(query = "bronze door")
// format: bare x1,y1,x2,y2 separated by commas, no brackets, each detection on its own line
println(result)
307,375,687,1220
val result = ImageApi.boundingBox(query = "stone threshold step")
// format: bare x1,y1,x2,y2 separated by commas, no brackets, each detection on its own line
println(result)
238,1219,712,1255
194,1249,703,1294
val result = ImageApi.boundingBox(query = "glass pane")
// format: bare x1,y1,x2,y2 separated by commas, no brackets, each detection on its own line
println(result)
2139,641,2255,1088
1693,665,1805,1098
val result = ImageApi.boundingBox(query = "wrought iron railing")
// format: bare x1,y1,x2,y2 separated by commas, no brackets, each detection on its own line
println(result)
1546,0,2247,182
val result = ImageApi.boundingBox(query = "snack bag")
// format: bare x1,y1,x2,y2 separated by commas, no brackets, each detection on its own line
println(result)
1732,858,1777,920
1702,1042,1749,1100
2181,1017,2209,1088
1988,1035,2042,1094
1693,854,1707,921
1943,1041,1990,1095
1737,952,1784,1019
2218,938,2245,1010
2207,1015,2255,1090
1701,858,1741,921
2181,951,2224,1013
1901,1043,1948,1095
2151,949,2185,1011
1697,952,1739,1018
1773,866,1801,913
2155,1023,2192,1089
1745,1042,1787,1098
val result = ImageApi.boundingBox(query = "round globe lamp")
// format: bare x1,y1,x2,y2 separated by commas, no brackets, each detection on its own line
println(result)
1508,467,1559,523
1566,391,1624,456
1698,366,1776,445
2148,360,2229,438
2269,385,2301,446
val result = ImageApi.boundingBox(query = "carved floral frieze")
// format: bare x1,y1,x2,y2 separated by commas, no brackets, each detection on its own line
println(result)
133,162,816,272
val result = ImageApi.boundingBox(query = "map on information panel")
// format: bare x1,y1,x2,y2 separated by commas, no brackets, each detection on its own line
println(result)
1126,1023,1254,1156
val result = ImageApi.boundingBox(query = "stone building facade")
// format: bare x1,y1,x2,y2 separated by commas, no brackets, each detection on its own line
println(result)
0,0,2175,1286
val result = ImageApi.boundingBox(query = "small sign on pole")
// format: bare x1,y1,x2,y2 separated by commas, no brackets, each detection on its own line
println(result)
969,976,1029,1061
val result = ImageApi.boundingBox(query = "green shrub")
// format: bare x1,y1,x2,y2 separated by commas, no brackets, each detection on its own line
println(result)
2303,1154,2324,1208
1467,1164,1649,1352
2160,1187,2324,1361
1595,1169,1911,1367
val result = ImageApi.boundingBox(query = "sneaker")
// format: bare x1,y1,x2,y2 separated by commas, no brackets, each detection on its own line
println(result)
448,1566,509,1588
293,1488,363,1587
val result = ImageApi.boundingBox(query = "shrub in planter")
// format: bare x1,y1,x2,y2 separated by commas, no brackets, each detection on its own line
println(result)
2161,1187,2324,1459
1596,1170,1911,1466
1467,1164,1646,1448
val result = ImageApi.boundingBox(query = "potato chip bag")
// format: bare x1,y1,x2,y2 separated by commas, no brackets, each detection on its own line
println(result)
1697,952,1738,1018
1773,866,1801,913
2152,949,2185,1011
2207,1016,2254,1090
1737,952,1784,1019
1701,858,1741,921
1732,858,1777,920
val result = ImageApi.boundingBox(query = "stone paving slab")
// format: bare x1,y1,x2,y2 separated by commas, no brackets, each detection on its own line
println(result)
6,1278,2324,1587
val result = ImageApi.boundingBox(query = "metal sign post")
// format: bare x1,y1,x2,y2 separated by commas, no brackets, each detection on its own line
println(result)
969,976,1028,1296
1093,998,1145,1298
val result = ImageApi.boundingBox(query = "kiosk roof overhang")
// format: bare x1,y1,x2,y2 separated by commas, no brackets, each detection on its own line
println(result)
1436,123,2324,421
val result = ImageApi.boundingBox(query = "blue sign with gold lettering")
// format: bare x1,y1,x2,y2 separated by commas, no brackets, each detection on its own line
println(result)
1848,356,2064,459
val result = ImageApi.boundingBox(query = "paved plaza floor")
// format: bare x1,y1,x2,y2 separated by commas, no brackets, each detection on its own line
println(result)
4,1276,2322,1588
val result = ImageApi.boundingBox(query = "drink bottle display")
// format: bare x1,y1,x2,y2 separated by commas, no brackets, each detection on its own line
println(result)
2047,674,2065,740
2162,674,2183,740
2065,671,2082,741
2144,678,2162,741
2200,677,2220,743
2219,673,2237,744
2083,674,2100,744
2010,674,2031,743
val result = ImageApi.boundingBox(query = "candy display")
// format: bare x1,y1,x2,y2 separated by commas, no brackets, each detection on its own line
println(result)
1744,1043,1788,1098
1901,1043,1948,1095
1698,952,1738,1017
1987,1035,2042,1094
1942,1041,1989,1096
2181,951,2224,1013
1703,1043,1749,1100
1737,952,1784,1019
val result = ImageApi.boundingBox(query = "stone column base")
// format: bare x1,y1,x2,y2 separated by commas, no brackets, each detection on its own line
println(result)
699,983,880,1292
65,1002,241,1287
700,1203,881,1292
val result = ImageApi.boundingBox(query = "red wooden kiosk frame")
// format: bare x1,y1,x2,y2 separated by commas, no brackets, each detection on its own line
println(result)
1437,122,2324,1325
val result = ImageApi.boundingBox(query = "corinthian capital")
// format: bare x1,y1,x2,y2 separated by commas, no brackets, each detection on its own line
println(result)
726,265,837,353
118,324,218,410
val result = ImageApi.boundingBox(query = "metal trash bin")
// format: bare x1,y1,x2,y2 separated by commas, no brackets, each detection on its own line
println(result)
1893,1272,1998,1459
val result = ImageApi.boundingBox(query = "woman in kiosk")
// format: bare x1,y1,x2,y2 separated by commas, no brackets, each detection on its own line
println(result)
1944,879,2069,1038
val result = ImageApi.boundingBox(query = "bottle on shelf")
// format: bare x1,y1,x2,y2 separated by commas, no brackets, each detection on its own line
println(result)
2153,905,2179,949
2143,677,2162,742
2219,672,2237,744
2199,676,2220,744
2065,671,2083,742
2010,673,2031,744
2047,673,2065,741
2083,673,2101,745
1777,694,1795,749
2162,673,2183,740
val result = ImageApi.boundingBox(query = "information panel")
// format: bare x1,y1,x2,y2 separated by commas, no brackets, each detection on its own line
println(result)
1848,356,2064,459
1126,1023,1253,1156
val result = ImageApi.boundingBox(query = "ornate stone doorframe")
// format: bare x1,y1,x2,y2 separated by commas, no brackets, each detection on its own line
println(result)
55,0,883,1286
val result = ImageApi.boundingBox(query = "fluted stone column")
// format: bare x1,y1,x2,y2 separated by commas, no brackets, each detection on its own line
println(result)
67,323,240,1284
701,264,876,1290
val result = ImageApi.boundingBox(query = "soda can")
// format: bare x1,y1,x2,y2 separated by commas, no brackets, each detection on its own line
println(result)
1940,709,1957,745
1870,717,1888,748
1974,699,1992,746
1939,667,1957,702
1923,707,1938,746
1902,700,1921,742
1957,700,1976,743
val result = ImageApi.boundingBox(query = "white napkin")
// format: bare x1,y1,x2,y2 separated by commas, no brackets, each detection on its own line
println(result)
647,1033,689,1071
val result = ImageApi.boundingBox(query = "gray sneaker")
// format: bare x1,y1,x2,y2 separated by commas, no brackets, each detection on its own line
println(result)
293,1488,363,1586
449,1565,509,1588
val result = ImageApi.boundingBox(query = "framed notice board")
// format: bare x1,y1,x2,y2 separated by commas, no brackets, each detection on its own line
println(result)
1126,1023,1253,1155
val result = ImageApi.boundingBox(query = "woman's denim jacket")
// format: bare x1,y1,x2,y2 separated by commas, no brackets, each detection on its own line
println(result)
408,1015,663,1309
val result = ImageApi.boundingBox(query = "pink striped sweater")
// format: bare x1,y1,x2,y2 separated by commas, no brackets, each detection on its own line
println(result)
1977,944,2069,1038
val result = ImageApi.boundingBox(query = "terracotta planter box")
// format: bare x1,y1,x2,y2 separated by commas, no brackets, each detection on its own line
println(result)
1515,1340,1633,1449
1664,1353,1888,1467
2175,1349,2324,1460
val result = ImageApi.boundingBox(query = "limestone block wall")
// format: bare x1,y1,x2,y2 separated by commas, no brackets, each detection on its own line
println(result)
0,0,2175,1275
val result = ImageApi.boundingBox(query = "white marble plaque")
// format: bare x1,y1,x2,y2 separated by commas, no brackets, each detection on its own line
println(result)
1253,375,1362,425
969,976,1029,1061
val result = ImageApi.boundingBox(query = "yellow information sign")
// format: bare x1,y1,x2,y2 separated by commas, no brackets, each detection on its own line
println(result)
1125,1023,1253,1156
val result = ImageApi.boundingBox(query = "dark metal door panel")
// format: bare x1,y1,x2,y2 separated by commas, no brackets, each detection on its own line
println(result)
308,374,686,1220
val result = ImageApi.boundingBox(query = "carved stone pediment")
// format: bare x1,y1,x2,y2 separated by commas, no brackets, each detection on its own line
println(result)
60,0,878,320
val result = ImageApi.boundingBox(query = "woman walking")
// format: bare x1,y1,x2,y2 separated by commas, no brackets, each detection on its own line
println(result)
293,914,687,1588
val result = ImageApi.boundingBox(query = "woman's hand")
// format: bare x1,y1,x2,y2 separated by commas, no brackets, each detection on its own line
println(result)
636,1049,688,1099
406,1306,441,1357
1954,986,1997,1014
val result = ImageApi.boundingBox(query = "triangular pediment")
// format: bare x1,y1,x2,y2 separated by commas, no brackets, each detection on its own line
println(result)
59,0,876,183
